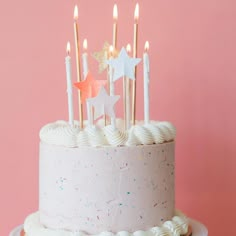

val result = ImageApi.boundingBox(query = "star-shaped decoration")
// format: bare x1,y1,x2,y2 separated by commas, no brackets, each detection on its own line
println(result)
92,42,110,73
87,86,120,120
74,72,107,103
93,42,119,73
106,47,141,81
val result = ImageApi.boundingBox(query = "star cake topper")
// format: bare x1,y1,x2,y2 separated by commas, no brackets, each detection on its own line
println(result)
87,86,120,120
74,72,107,103
106,47,141,81
93,42,110,73
93,42,120,73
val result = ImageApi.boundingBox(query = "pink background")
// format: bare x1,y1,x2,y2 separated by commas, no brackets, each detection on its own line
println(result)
0,0,235,235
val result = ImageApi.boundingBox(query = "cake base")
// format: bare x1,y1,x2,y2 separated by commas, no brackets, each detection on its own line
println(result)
9,219,207,236
19,229,194,236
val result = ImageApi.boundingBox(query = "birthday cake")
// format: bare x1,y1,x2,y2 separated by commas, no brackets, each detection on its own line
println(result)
23,4,191,236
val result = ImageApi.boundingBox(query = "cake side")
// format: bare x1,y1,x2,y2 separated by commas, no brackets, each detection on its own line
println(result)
39,141,175,234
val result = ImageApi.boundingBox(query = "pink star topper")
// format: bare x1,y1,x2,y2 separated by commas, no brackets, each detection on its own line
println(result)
106,47,141,81
74,72,107,103
87,86,120,120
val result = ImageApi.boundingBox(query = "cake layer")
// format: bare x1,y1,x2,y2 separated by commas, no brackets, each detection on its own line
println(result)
39,141,175,234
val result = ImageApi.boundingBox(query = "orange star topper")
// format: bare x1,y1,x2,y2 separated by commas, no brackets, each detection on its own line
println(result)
74,72,107,103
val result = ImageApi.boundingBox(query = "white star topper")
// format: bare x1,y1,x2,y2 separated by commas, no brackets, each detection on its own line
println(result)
106,47,141,81
87,86,120,120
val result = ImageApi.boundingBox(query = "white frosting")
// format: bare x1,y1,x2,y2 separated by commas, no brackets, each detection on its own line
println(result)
84,126,107,147
132,125,153,145
76,130,89,146
39,120,79,148
24,211,188,236
103,125,128,146
39,120,176,147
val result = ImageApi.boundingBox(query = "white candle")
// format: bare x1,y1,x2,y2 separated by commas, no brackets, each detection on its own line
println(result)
65,42,74,126
86,101,93,126
126,44,131,129
109,45,116,128
143,41,150,124
82,39,89,78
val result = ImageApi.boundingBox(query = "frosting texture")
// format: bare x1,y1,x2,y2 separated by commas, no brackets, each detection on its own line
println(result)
39,120,176,147
39,142,175,234
24,211,188,236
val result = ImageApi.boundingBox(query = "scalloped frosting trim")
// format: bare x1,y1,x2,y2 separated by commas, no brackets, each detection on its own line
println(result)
39,120,176,148
24,211,189,236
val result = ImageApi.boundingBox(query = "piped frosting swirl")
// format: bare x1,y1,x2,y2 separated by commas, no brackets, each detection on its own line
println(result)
39,120,79,147
39,120,176,147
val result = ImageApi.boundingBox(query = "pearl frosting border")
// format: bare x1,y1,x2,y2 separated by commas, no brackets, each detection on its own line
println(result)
24,211,189,236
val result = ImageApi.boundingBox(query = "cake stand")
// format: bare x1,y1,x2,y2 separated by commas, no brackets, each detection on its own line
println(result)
9,219,208,236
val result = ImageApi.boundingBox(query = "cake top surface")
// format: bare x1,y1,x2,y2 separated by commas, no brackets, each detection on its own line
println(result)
43,4,176,148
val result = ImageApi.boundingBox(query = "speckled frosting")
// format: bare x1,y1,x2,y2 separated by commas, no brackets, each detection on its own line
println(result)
38,141,175,234
22,119,186,236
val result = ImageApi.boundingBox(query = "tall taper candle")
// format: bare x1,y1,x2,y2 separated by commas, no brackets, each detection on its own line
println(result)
65,42,74,126
132,3,139,125
143,41,150,124
113,4,118,50
82,39,89,79
73,5,83,128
